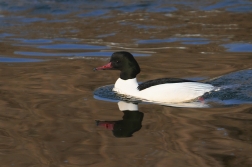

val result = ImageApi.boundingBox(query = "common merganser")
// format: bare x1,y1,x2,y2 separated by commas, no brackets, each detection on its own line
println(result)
94,51,215,104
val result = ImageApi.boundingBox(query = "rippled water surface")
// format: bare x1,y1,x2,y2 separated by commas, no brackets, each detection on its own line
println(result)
1,0,252,166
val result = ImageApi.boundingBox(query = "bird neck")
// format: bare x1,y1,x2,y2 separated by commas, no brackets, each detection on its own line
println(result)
120,67,140,80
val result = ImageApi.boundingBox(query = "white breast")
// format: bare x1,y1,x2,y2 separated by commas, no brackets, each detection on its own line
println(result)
113,78,215,103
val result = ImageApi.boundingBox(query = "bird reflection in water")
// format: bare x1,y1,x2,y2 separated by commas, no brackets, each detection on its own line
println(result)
96,101,144,138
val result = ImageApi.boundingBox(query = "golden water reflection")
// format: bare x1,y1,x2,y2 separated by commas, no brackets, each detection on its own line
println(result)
1,3,252,166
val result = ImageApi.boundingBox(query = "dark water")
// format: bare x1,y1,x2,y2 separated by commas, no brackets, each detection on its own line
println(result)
1,0,252,62
1,0,252,167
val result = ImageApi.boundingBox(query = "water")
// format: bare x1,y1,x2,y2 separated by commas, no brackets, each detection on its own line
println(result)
0,56,42,62
222,43,252,52
1,0,252,166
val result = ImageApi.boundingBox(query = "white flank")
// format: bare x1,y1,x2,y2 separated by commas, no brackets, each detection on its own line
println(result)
113,78,215,103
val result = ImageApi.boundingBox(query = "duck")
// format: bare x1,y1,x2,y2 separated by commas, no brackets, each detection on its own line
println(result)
94,51,215,104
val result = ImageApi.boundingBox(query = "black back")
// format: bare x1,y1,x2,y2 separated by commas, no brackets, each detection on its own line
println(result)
137,78,195,91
